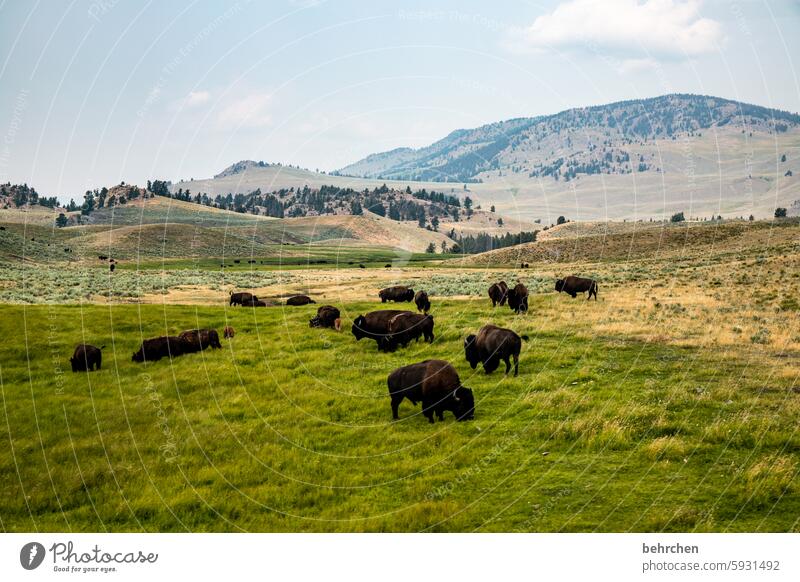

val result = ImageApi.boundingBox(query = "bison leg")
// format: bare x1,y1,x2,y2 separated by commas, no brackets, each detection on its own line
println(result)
391,396,403,420
513,353,519,377
421,400,435,423
96,353,101,371
504,356,511,375
570,292,577,298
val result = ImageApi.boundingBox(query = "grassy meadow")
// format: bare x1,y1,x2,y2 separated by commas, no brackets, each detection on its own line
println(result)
1,217,799,532
1,295,798,532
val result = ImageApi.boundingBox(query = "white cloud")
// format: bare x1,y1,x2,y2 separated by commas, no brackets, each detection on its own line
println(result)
185,90,210,107
617,57,658,74
217,93,272,128
513,0,723,58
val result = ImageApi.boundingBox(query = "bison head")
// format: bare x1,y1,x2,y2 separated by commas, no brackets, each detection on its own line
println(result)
463,334,479,369
555,279,564,292
131,350,144,363
69,357,77,372
452,387,475,421
351,315,367,340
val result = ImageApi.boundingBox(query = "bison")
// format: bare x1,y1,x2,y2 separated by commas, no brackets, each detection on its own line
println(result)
379,285,415,303
70,344,104,372
388,359,475,423
464,325,528,376
488,281,509,307
351,309,411,351
310,305,341,329
507,282,529,314
555,276,598,300
384,312,434,351
230,291,254,306
414,290,431,314
286,295,315,306
223,326,235,339
132,336,184,363
241,296,267,307
178,329,222,353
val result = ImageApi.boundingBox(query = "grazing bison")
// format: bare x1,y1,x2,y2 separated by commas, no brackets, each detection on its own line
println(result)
414,290,431,314
488,281,509,307
310,305,341,329
230,291,254,306
507,282,529,314
223,326,235,339
555,276,598,300
70,344,104,372
178,329,222,353
384,312,434,351
464,324,528,376
379,285,415,303
387,359,475,423
286,295,315,306
98,255,108,260
132,336,184,363
351,309,411,351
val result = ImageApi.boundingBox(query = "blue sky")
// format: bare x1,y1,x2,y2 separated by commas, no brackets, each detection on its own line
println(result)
1,0,798,201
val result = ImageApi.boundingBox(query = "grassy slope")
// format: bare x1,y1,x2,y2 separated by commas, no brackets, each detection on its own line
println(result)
174,129,800,222
0,300,797,533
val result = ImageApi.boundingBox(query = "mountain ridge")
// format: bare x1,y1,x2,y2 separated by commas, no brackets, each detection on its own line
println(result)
334,94,800,183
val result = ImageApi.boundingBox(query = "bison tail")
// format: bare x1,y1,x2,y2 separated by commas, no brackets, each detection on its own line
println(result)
520,335,529,341
99,345,106,350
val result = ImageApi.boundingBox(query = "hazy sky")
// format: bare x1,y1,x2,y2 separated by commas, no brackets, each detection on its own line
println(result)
1,0,798,201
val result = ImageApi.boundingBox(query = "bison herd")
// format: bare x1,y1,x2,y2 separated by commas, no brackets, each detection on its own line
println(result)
69,274,598,425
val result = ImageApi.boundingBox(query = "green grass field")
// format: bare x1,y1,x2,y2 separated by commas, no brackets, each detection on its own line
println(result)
1,300,797,532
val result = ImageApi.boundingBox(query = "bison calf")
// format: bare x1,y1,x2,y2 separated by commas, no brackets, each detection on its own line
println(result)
464,325,528,376
387,359,475,423
379,285,414,303
555,276,598,300
223,326,235,339
70,344,104,372
414,290,431,314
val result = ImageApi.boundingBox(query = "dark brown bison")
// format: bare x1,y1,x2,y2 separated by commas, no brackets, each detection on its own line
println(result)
223,326,235,339
132,336,184,363
178,329,222,353
555,276,598,300
351,310,411,351
286,295,315,306
414,290,431,314
70,344,104,372
242,297,267,307
379,286,415,303
507,282,529,314
488,281,509,307
384,312,434,351
464,325,528,376
310,305,341,329
388,359,475,423
230,291,254,306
